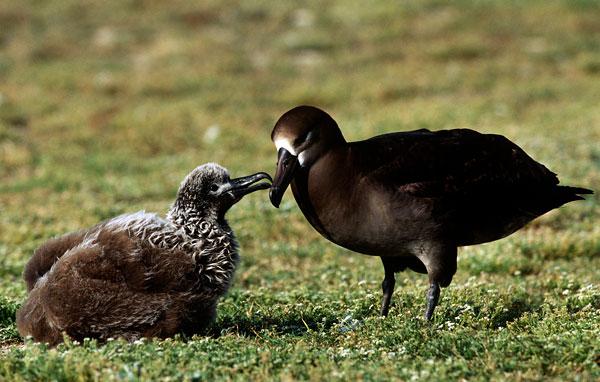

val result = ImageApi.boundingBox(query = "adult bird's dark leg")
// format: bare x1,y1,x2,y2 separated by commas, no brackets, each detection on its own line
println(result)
380,257,397,316
421,244,456,321
424,281,440,321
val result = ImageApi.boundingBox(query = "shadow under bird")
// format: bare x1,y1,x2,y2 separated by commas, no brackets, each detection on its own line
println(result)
17,163,271,345
269,105,593,320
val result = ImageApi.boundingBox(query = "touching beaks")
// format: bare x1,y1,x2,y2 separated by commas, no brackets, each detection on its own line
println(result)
269,148,300,208
222,172,272,200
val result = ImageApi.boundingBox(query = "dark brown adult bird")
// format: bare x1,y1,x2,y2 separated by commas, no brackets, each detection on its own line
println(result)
17,163,271,345
269,105,592,320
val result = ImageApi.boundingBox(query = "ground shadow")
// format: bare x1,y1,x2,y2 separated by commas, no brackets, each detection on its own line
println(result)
489,297,544,328
209,311,345,338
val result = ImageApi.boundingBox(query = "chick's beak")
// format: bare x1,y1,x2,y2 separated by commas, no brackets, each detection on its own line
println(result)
269,148,299,208
223,172,272,200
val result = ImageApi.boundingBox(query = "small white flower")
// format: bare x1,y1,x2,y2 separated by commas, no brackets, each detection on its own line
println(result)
203,125,221,144
292,9,315,28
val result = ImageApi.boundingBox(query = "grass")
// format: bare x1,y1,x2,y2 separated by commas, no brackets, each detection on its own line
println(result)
1,0,599,380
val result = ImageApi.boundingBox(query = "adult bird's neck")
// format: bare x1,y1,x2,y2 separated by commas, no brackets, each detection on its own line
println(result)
291,145,354,241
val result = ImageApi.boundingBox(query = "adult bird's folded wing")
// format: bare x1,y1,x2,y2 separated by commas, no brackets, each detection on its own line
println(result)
359,129,561,198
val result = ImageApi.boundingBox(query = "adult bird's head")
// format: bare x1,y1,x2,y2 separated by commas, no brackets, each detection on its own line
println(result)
269,105,346,208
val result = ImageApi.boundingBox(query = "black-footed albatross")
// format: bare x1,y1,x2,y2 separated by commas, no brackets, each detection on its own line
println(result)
17,163,271,345
269,105,593,320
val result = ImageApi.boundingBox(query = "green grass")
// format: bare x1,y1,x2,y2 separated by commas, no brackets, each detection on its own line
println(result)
1,0,599,380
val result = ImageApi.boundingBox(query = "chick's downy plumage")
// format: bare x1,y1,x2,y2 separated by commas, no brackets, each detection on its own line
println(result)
17,163,271,345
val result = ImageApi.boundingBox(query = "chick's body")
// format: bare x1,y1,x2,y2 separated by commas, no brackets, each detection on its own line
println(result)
17,164,270,345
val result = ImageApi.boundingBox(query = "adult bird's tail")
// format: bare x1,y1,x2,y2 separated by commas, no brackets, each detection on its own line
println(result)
555,185,593,203
521,185,593,221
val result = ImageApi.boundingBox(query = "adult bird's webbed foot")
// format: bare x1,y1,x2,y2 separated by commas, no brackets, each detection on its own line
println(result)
424,281,440,321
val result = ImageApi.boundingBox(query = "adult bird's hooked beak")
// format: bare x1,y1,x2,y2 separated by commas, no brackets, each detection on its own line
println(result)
269,148,300,208
222,172,272,201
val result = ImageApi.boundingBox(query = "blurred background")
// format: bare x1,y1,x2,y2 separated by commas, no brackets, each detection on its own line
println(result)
0,1,599,378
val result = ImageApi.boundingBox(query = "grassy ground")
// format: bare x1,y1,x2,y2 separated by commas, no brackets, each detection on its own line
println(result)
1,0,599,380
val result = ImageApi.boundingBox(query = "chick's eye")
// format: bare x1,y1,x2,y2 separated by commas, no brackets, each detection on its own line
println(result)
210,184,219,192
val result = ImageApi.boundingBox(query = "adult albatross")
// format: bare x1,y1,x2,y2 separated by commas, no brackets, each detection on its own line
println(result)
268,105,592,320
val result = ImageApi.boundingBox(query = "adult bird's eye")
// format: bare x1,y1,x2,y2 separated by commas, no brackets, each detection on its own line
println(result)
210,184,219,192
295,130,312,146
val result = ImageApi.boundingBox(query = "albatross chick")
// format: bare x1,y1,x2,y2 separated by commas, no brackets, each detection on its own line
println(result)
17,163,271,345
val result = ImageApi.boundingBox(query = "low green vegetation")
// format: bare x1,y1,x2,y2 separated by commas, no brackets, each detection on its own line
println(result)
1,0,599,380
